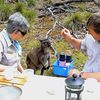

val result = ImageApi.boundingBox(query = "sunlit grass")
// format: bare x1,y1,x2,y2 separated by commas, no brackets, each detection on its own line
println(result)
63,11,92,31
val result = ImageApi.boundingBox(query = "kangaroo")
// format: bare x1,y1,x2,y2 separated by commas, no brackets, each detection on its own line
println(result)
26,38,57,75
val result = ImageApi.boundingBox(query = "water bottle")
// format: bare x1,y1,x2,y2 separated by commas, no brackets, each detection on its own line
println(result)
65,50,72,67
59,52,66,66
66,50,72,63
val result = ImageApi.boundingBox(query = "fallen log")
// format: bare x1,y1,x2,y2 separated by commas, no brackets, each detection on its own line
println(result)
52,0,94,6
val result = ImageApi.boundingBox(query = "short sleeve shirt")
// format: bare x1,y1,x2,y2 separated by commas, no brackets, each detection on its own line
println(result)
0,29,22,67
80,34,100,72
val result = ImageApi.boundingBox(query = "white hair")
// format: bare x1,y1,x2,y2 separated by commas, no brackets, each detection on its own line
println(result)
6,12,30,34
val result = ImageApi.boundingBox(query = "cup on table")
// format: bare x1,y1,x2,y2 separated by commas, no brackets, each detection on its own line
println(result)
84,78,98,93
22,69,34,81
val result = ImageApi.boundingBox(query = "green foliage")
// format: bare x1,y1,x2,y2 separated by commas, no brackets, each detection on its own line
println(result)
54,40,69,54
23,39,39,49
0,0,4,3
71,50,87,70
63,11,92,31
74,11,92,23
14,2,25,13
22,9,36,24
27,0,37,7
0,1,37,25
73,3,86,11
0,4,14,21
14,2,36,25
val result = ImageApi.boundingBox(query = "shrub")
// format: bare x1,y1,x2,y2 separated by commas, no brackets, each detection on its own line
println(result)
27,0,37,7
0,0,4,4
14,2,25,13
0,4,14,21
22,8,36,24
14,2,37,25
63,11,92,31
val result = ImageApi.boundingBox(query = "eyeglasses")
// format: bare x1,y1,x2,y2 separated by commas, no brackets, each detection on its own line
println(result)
18,30,27,36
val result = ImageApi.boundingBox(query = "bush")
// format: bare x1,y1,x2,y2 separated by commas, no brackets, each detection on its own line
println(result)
0,0,4,4
0,4,14,21
27,0,37,7
63,11,92,31
22,9,36,24
14,2,37,25
14,2,25,13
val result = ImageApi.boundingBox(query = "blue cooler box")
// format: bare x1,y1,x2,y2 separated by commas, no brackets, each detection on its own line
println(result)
52,60,74,77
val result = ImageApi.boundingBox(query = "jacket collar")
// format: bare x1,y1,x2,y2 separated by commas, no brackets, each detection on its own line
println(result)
1,29,12,47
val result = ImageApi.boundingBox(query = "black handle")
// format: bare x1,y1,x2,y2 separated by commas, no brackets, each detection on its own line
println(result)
72,74,77,80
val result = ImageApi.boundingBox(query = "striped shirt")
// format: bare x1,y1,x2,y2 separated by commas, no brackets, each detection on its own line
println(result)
0,29,22,68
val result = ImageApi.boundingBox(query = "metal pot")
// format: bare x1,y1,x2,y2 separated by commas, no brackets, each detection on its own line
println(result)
0,85,22,100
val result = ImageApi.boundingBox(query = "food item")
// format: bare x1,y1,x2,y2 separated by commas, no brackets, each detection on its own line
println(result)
66,63,70,66
0,75,26,86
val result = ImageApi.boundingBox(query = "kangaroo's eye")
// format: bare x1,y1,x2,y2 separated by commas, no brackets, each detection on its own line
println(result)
43,42,47,45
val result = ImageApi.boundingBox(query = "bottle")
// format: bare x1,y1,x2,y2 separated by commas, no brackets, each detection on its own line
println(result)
66,50,72,67
59,52,66,66
66,50,72,63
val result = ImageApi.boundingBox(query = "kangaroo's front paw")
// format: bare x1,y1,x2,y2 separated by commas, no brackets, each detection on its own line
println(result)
46,66,50,69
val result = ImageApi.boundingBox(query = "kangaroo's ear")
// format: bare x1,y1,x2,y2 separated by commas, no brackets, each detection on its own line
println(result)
38,38,42,42
37,37,43,42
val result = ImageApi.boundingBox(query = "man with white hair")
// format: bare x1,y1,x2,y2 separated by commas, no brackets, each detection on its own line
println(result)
0,12,30,75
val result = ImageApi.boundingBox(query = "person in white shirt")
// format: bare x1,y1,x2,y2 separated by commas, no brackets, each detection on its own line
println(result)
0,12,29,74
61,12,100,81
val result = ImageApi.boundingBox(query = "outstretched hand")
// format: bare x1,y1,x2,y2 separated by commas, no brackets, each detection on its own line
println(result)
68,69,81,77
61,28,71,37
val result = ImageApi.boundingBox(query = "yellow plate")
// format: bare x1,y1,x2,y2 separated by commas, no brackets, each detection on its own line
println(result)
0,75,26,86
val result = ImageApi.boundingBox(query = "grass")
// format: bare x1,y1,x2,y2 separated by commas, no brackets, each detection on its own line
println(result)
0,1,37,24
0,4,14,21
63,11,92,31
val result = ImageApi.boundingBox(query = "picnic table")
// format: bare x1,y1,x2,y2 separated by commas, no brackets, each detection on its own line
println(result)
19,75,100,100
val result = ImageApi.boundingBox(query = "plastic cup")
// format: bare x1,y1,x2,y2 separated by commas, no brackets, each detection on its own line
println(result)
22,69,34,81
84,78,98,92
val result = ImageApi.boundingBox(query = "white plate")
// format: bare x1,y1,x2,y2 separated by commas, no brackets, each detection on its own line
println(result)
0,85,22,100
